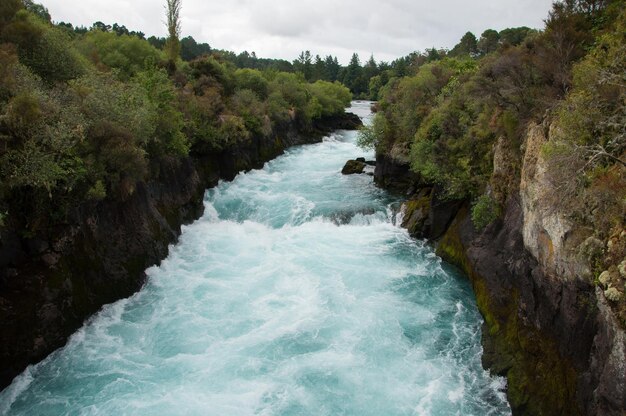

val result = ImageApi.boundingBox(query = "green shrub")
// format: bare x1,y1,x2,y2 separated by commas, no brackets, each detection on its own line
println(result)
135,67,189,156
356,124,378,150
306,80,351,117
77,30,163,79
217,115,249,147
3,10,85,83
410,85,495,199
234,68,269,99
268,72,308,113
471,194,501,229
5,91,42,133
189,56,234,94
228,89,268,135
86,180,106,201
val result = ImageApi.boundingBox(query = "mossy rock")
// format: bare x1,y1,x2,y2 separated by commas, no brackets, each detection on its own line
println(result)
341,159,366,175
436,206,581,416
401,194,431,237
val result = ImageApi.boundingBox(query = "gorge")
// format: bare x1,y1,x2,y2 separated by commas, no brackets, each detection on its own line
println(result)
1,102,512,415
0,0,624,414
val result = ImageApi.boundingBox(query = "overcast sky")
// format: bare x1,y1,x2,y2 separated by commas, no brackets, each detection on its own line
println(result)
43,0,555,64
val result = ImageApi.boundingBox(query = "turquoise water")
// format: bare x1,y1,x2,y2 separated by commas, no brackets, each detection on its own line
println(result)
0,102,511,416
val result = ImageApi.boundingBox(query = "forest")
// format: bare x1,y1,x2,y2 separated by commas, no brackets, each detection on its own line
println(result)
0,0,352,236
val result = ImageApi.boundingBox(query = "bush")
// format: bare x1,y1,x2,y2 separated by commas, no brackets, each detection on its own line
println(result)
543,8,626,239
134,67,189,156
356,120,384,150
189,56,234,94
234,68,268,99
228,89,269,136
0,44,18,97
217,115,249,147
2,10,85,83
85,120,147,196
70,71,153,144
77,30,163,79
307,80,352,117
471,194,501,229
410,84,495,199
86,180,106,201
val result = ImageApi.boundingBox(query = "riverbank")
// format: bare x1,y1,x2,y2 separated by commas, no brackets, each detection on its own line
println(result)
371,131,626,415
0,101,511,415
0,110,361,390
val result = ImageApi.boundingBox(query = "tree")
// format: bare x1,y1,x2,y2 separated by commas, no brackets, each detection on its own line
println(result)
111,23,129,36
293,50,313,81
312,54,326,81
499,27,533,46
324,55,340,81
91,21,111,32
450,32,478,57
147,35,165,49
363,54,379,79
478,29,500,55
426,48,443,62
22,0,50,22
180,35,210,61
342,53,366,95
0,0,22,31
165,0,182,63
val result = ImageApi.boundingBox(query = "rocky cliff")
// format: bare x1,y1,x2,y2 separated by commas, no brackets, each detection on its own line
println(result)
381,122,626,415
0,113,361,390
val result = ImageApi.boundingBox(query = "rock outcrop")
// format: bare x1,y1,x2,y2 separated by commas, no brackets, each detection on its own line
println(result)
373,153,420,193
386,122,626,415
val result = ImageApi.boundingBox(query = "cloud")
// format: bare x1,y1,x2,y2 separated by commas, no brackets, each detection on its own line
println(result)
42,0,554,64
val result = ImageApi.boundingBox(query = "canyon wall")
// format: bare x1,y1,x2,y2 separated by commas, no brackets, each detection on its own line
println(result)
380,122,626,415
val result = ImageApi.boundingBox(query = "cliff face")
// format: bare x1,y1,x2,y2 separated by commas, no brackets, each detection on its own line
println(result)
387,122,626,415
0,157,205,389
0,113,361,390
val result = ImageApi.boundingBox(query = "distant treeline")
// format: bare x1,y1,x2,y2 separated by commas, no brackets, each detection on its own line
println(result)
52,16,536,99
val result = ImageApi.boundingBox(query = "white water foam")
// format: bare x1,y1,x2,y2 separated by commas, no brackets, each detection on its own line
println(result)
0,102,510,415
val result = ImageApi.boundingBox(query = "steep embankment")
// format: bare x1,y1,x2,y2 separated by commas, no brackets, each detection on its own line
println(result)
376,122,625,415
0,113,361,390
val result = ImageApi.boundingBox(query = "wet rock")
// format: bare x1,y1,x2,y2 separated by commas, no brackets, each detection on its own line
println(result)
400,189,432,238
341,160,367,175
328,208,376,225
373,153,420,194
428,187,463,240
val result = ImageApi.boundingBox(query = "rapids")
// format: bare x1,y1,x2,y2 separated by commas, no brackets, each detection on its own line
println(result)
0,102,511,415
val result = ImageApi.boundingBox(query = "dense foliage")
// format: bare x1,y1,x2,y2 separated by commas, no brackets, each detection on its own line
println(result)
359,0,625,317
0,1,351,234
48,13,541,100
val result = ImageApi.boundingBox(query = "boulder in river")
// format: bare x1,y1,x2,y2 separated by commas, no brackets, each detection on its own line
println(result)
341,159,367,175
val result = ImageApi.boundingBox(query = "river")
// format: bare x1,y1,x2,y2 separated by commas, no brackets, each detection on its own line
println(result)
0,102,511,415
